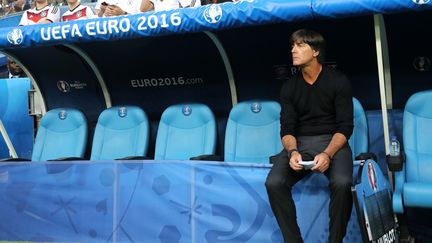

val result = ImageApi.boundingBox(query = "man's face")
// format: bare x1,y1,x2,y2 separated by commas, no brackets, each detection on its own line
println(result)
7,59,23,76
35,0,48,4
66,0,77,4
291,41,319,67
13,0,25,8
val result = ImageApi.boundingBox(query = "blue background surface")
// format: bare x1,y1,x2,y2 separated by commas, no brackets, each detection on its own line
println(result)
0,161,364,242
0,78,33,158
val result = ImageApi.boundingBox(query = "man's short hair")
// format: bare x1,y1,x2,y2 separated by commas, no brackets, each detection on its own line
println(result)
290,29,326,64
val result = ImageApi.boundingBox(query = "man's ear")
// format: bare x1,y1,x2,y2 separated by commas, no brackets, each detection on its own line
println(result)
313,50,320,58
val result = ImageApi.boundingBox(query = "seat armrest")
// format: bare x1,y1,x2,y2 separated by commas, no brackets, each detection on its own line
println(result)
48,157,86,161
190,154,224,161
115,156,150,160
386,152,405,172
0,158,31,162
393,164,406,214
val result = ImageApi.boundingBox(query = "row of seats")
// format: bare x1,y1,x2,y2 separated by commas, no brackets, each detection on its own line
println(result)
30,98,367,163
31,101,282,162
29,89,432,214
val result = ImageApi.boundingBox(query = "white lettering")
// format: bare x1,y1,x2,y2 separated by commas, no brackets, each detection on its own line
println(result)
144,79,150,86
131,80,138,87
52,25,61,40
150,78,157,86
61,25,70,39
148,15,158,29
86,21,96,36
178,77,184,84
41,27,50,41
96,20,107,35
108,19,119,34
131,79,153,87
70,82,87,89
377,229,396,243
160,14,169,28
71,24,82,37
171,12,181,26
119,18,130,32
131,77,203,88
137,16,147,30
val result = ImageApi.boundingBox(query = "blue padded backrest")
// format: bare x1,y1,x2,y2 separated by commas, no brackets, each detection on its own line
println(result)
225,100,282,163
403,90,432,183
349,98,368,158
155,104,216,160
90,106,149,160
32,108,87,161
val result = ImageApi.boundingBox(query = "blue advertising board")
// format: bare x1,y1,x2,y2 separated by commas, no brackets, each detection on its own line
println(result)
0,0,431,49
0,161,363,242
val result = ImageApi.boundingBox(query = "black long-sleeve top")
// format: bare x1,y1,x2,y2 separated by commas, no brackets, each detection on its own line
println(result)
280,66,354,139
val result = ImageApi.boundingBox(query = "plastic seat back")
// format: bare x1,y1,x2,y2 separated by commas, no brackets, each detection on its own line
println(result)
403,90,432,183
155,104,216,160
349,97,368,158
225,100,282,163
32,108,87,161
90,106,149,160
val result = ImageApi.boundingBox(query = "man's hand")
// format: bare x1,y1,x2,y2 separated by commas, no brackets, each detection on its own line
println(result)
140,0,154,12
289,151,303,171
311,152,331,172
97,4,107,17
105,5,126,16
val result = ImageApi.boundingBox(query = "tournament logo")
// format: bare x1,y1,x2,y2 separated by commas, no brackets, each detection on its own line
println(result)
41,10,47,17
182,105,192,116
58,110,67,120
57,80,70,93
118,107,127,118
7,28,23,45
413,56,431,72
204,5,223,24
367,162,378,192
412,0,430,4
251,102,261,113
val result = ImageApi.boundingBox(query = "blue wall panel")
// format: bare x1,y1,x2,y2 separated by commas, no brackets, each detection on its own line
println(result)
0,161,364,242
0,78,33,158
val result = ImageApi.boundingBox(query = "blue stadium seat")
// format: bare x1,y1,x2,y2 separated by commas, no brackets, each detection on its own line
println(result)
32,108,87,161
90,106,149,160
154,104,216,160
393,90,432,213
350,97,369,158
224,100,282,163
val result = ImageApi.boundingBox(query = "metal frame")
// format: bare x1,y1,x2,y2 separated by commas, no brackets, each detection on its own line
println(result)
204,31,238,107
0,118,18,158
374,14,394,188
64,44,112,108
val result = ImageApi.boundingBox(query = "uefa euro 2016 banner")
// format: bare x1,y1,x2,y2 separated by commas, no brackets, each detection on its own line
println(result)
0,0,430,49
0,161,363,242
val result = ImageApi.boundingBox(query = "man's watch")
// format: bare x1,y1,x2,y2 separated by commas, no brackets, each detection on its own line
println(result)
287,148,298,158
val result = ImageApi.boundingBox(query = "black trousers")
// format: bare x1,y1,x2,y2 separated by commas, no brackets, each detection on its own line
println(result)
265,135,353,243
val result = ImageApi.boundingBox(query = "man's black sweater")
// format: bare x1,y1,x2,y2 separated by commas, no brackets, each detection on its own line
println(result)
280,66,354,139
